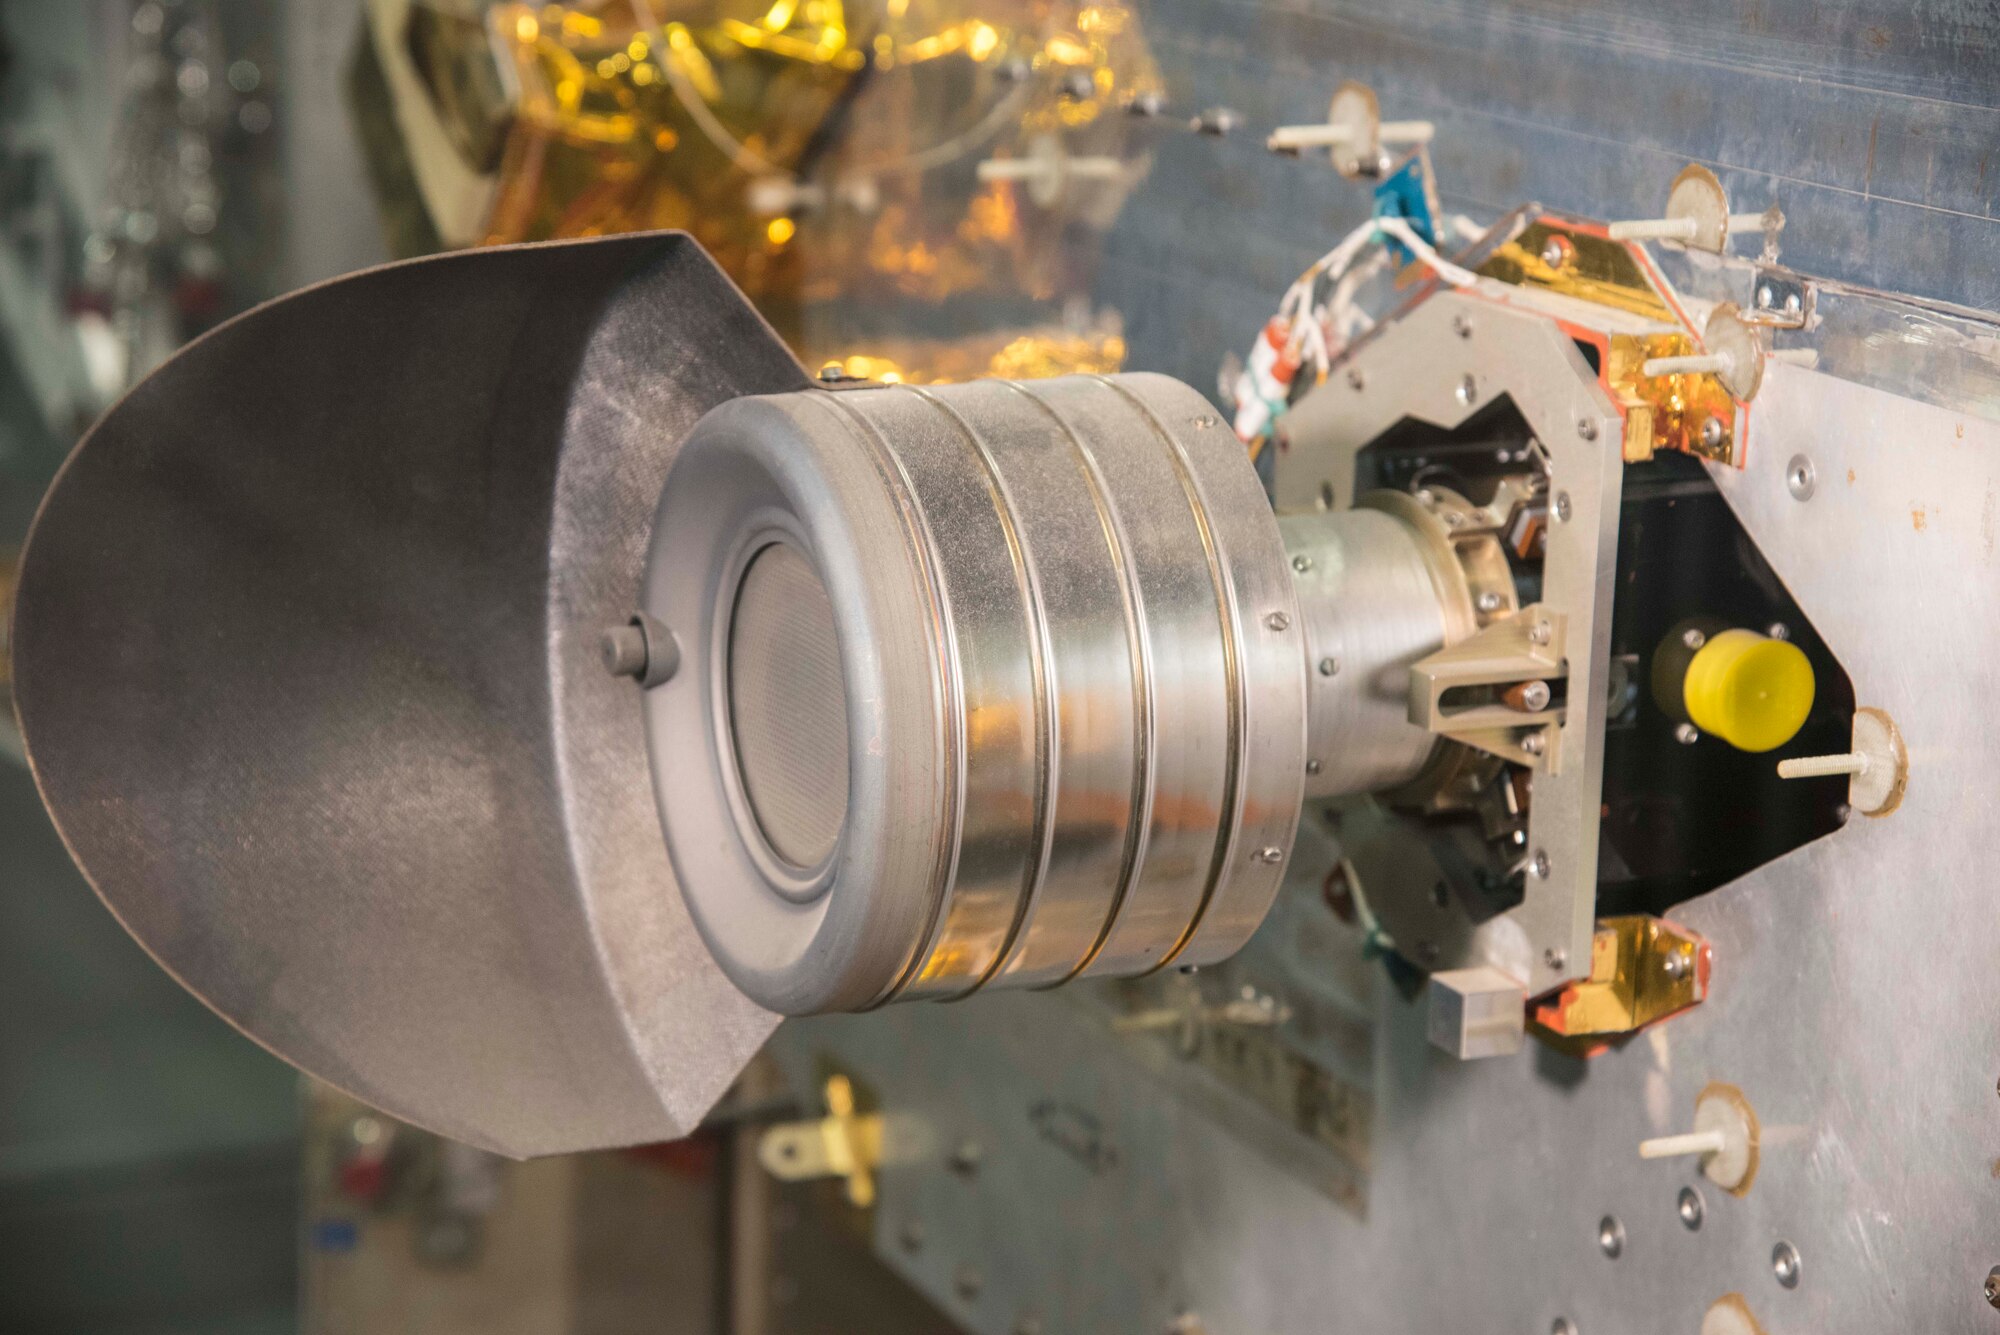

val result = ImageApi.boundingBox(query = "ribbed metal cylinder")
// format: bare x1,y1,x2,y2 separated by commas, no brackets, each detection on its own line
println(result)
641,373,1306,1015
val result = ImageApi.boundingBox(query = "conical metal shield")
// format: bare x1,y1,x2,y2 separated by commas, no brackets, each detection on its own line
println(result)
11,233,808,1155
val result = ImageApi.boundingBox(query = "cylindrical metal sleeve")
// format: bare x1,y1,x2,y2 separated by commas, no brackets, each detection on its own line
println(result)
641,373,1306,1014
1281,507,1457,798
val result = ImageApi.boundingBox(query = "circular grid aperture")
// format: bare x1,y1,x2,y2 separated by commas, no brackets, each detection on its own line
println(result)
726,541,850,871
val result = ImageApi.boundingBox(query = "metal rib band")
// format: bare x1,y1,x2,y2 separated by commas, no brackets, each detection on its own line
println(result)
904,385,1057,1000
811,392,967,1008
994,381,1158,988
1093,377,1246,974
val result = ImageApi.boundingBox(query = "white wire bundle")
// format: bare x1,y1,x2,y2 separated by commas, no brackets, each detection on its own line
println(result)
1272,212,1485,378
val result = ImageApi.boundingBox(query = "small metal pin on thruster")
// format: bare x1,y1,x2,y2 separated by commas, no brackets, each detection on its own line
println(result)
602,613,681,688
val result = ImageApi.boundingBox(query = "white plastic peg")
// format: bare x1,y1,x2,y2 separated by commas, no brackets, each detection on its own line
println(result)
1638,1129,1728,1160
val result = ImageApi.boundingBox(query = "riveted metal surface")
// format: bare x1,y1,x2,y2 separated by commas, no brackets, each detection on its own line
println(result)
778,360,2000,1334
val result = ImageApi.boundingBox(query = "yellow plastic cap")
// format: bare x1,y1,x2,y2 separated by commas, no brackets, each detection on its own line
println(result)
1682,629,1816,753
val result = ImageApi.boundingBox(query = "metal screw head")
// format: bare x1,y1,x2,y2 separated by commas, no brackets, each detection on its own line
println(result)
1520,731,1546,756
1452,312,1474,339
1674,722,1701,745
1554,491,1573,523
1984,1265,2000,1308
1255,846,1284,865
1576,417,1598,441
1527,620,1552,645
1456,373,1479,406
1766,621,1790,641
1682,627,1707,650
1784,290,1803,315
1318,656,1340,676
1597,1215,1625,1259
1543,946,1566,971
1678,1185,1705,1230
1058,70,1095,100
1346,367,1366,391
1265,611,1291,631
1519,680,1552,711
1786,453,1816,500
1305,758,1322,775
1291,554,1314,573
1772,1241,1802,1288
817,364,850,382
1755,281,1776,310
1663,949,1689,980
1190,106,1240,136
1123,90,1167,118
1541,234,1572,269
1476,590,1503,614
1700,415,1726,450
1530,849,1551,880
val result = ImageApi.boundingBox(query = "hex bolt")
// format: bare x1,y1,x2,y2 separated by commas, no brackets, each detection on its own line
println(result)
1786,454,1816,500
1772,1241,1802,1289
1678,1185,1705,1230
1597,1215,1625,1259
